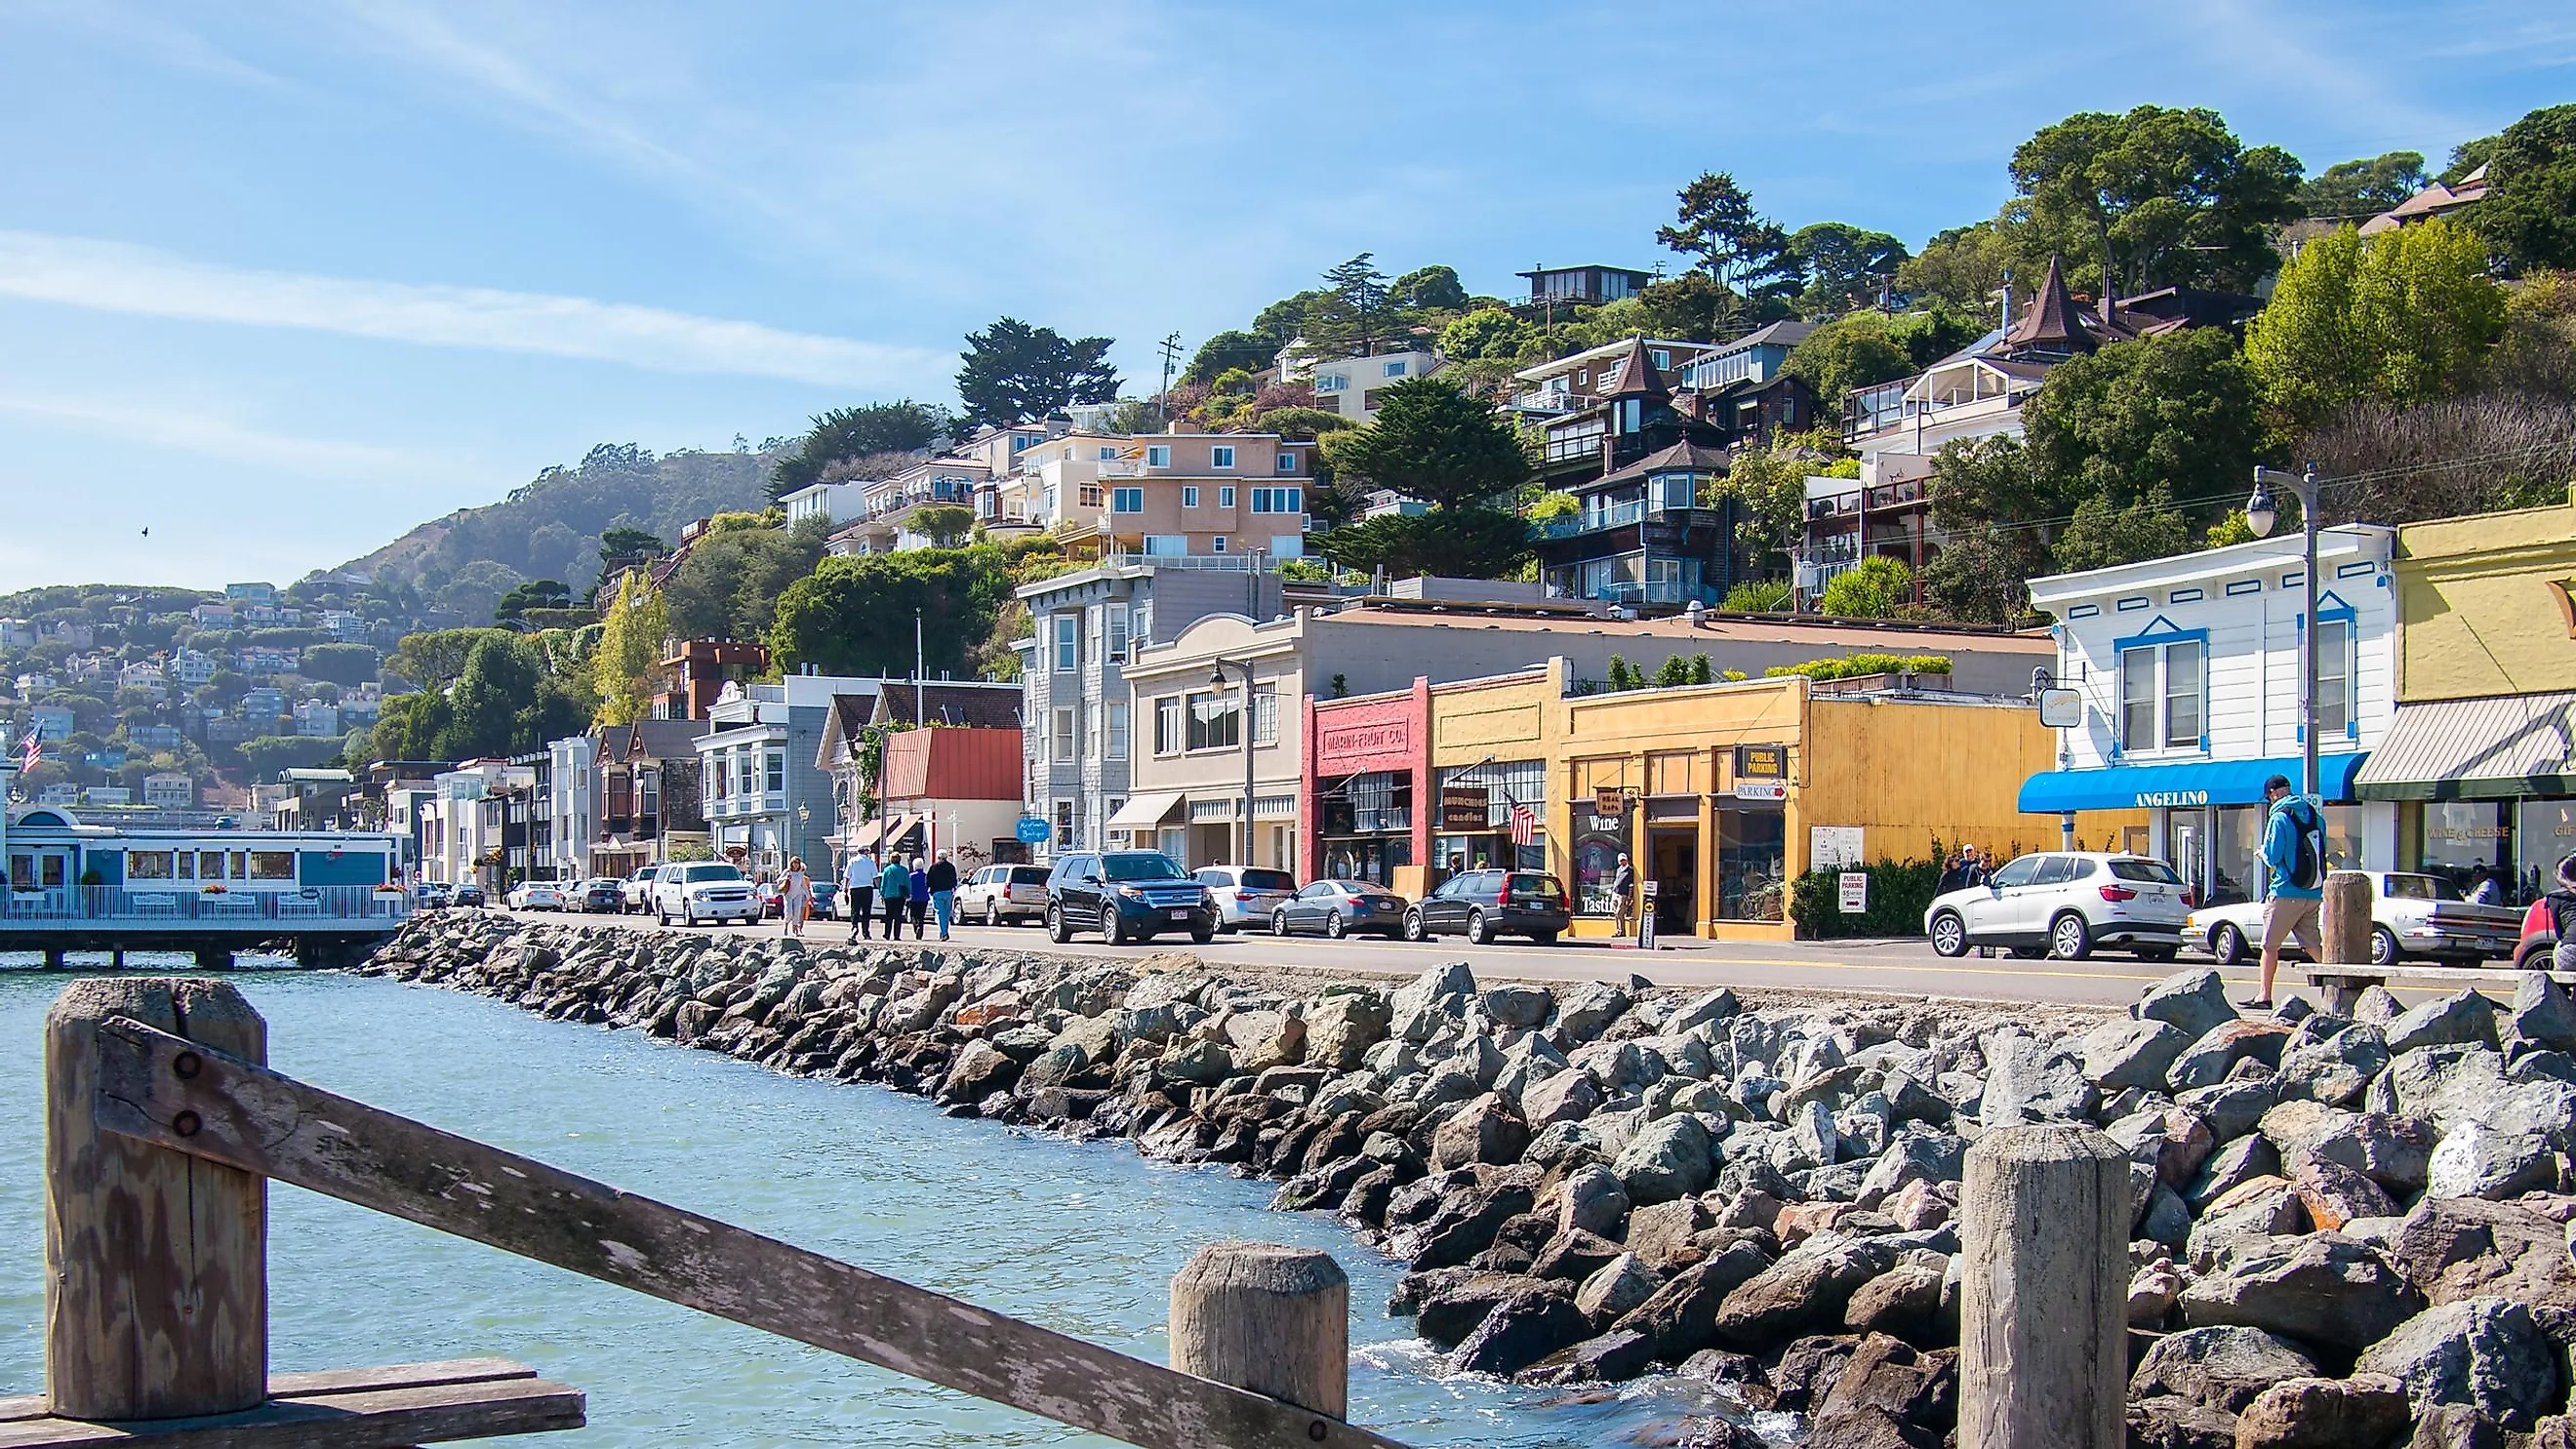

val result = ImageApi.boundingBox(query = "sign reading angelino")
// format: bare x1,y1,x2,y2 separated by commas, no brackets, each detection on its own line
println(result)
2135,789,2211,808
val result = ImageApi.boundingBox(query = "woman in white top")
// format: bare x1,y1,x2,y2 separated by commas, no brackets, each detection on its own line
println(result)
780,857,813,935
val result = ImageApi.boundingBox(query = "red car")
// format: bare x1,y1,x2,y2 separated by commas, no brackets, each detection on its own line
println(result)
2517,898,2557,970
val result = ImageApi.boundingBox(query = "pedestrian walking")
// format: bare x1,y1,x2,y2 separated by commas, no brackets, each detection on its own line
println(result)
2251,774,2327,1011
877,855,911,940
780,857,812,936
1610,853,1637,937
926,853,959,941
842,845,878,942
2545,854,2576,973
906,855,931,939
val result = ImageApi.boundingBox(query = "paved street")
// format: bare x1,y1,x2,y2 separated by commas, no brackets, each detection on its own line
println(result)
468,905,2448,1012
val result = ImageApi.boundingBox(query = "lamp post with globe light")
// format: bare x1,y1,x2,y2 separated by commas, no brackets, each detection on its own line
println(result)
2244,463,2321,799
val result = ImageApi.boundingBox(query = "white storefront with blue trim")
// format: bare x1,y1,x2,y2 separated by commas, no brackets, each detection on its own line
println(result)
2020,524,2397,906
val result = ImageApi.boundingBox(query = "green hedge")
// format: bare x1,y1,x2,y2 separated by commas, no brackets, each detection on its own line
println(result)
1788,856,1946,939
1764,653,1952,682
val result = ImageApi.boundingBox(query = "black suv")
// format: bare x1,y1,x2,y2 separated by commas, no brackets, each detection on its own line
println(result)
1046,850,1216,945
1404,868,1571,945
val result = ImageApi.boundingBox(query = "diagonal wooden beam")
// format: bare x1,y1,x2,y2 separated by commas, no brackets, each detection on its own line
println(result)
88,1017,1410,1449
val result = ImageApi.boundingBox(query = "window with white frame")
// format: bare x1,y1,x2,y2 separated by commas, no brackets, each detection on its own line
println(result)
1220,486,1236,507
1098,446,1118,461
1383,360,1407,377
1107,605,1129,662
1187,691,1241,750
1146,444,1171,466
1210,445,1235,469
1253,684,1278,745
1252,487,1302,514
1107,702,1129,759
1276,453,1296,473
2315,617,2353,736
764,750,785,794
1053,706,1075,762
1154,696,1183,754
1211,536,1228,553
2118,638,2205,751
1650,348,1670,370
1111,487,1144,513
1315,374,1348,391
1053,615,1077,672
1183,485,1200,508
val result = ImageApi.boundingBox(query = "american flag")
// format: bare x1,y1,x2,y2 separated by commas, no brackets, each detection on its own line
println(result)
1508,802,1538,847
18,721,40,774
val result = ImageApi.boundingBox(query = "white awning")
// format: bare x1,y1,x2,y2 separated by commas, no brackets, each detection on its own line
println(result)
1106,791,1186,830
845,819,884,851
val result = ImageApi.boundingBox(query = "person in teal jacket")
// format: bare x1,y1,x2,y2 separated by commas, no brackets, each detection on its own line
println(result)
877,856,911,941
2251,773,2326,1011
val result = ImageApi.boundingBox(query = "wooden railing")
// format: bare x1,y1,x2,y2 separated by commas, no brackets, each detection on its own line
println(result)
21,977,1410,1449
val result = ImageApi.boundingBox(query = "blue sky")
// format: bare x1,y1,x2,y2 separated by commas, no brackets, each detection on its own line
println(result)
0,0,2567,590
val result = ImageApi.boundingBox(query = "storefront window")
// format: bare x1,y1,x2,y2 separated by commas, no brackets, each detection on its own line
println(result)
2517,800,2576,903
2207,801,2366,906
2418,800,2513,900
1575,825,1625,915
1716,809,1787,921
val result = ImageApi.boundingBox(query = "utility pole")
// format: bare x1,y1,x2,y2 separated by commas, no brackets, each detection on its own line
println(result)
1157,333,1183,432
913,609,925,728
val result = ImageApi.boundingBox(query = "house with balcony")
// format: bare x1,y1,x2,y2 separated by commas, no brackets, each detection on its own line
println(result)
1053,433,1318,562
1532,337,1732,489
695,673,886,877
1537,441,1749,613
587,718,708,877
1675,320,1820,448
1307,350,1440,422
815,457,992,554
1515,263,1657,317
1512,336,1714,431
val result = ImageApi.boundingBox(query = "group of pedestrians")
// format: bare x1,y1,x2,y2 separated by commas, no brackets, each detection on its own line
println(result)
1934,845,1992,894
833,847,959,943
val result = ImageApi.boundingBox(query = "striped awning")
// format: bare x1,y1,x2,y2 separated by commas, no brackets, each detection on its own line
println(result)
845,818,884,851
2355,693,2576,801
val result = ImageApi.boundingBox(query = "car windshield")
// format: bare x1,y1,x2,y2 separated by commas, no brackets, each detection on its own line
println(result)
1240,868,1296,891
2109,860,2182,884
683,865,744,883
1104,853,1186,882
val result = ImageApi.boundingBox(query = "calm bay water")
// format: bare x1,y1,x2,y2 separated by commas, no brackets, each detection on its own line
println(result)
0,961,1760,1447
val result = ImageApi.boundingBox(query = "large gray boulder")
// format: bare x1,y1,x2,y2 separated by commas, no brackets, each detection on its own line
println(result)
2187,1134,2285,1211
2356,1297,2561,1430
1982,1029,2098,1124
2128,1325,2323,1413
2082,1017,2192,1091
2512,974,2576,1054
2181,1234,2427,1349
2387,1196,2576,1309
1391,962,1477,1039
1556,1163,1630,1238
2168,1019,2296,1091
2386,990,2502,1056
1713,1239,1895,1347
2371,1045,2576,1150
1669,987,1743,1036
2231,1375,2409,1449
1303,992,1390,1069
2139,970,2239,1040
1612,1241,1773,1363
2425,1122,2558,1201
1552,982,1631,1047
1481,985,1555,1030
1520,1067,1603,1127
1451,1280,1590,1378
1612,1112,1713,1206
2276,1024,2391,1108
1574,1252,1660,1321
2179,1078,2282,1143
2261,1100,2435,1195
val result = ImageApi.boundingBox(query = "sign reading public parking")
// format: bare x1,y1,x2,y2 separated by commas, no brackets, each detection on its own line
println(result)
1014,817,1052,844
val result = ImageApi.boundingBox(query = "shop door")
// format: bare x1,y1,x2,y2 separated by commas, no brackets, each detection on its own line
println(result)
6,846,75,913
1649,828,1697,936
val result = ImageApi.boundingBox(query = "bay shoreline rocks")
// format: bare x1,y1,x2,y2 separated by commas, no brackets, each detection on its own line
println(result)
360,913,2576,1448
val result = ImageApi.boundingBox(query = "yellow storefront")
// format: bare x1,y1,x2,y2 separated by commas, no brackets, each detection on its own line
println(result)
1419,661,2131,942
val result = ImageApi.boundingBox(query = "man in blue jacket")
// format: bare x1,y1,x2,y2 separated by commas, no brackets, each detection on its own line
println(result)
2253,773,2325,1011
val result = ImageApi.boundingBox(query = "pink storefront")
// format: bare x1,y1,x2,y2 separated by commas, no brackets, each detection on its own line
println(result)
1300,680,1430,890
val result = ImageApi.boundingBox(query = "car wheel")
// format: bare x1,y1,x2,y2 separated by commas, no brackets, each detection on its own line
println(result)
656,906,669,927
2211,923,2248,966
1532,931,1559,946
1326,911,1348,939
1273,909,1292,937
2516,935,2556,972
2370,926,2401,968
2049,911,2093,960
1105,911,1128,946
1403,909,1428,942
1047,906,1071,944
1928,910,1968,958
1190,926,1215,945
985,900,1001,927
1467,909,1493,946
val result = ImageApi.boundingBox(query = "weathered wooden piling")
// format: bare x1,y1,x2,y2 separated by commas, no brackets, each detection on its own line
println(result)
2321,868,2373,966
44,977,268,1420
1170,1241,1350,1424
1958,1123,2128,1449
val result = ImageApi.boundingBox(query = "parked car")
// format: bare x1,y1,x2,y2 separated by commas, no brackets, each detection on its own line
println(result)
506,881,568,912
1045,850,1216,945
1193,865,1299,932
1925,852,2188,961
2182,871,2520,966
754,878,783,918
959,864,1051,925
1405,869,1571,945
621,868,658,913
577,877,624,913
651,862,759,926
451,883,486,908
1272,879,1410,939
2518,897,2558,971
413,881,452,909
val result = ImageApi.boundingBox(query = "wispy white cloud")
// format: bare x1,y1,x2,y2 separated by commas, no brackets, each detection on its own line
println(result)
2,0,285,88
0,386,450,477
0,231,947,388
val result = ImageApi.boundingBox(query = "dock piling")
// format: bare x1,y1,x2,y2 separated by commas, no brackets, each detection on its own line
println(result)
1959,1123,2127,1449
1170,1241,1350,1425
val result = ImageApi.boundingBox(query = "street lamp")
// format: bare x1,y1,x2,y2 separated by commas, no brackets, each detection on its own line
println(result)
2245,463,2321,799
1208,659,1257,865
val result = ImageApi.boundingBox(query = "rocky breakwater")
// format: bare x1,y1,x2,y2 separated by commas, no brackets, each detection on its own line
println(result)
363,915,2576,1448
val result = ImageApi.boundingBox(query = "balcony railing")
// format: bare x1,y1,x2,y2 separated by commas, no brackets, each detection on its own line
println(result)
0,884,415,930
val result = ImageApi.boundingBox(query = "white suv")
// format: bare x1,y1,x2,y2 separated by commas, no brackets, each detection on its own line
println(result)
1924,851,2188,961
957,865,1050,926
651,862,759,926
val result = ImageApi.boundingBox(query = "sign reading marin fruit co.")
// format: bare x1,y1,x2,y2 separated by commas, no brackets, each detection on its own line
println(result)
1014,817,1052,844
2134,790,2212,809
1319,721,1408,758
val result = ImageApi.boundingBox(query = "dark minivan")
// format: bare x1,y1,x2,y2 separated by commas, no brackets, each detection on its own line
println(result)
1405,868,1571,945
1046,850,1217,946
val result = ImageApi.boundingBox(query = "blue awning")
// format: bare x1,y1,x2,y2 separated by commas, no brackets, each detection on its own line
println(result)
2017,753,2370,814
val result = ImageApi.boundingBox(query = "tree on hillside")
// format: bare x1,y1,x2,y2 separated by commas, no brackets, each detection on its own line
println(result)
1897,220,2016,316
1253,291,1330,350
1921,435,2055,624
493,579,572,626
2009,104,2303,296
1656,172,1796,328
2472,103,2576,273
910,504,976,548
2246,219,2506,429
1783,316,1915,404
2305,392,2576,525
297,643,380,688
955,318,1119,428
2299,151,2428,219
661,515,833,643
598,525,665,569
1302,255,1395,358
1786,222,1910,315
590,569,666,728
386,628,518,690
2021,329,2269,521
1184,330,1277,384
1390,263,1469,313
766,548,1015,680
1314,508,1533,581
1631,272,1741,342
437,634,586,761
768,402,946,500
1816,556,1915,618
2050,488,2194,573
1252,407,1354,441
1318,377,1531,510
1440,307,1539,362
